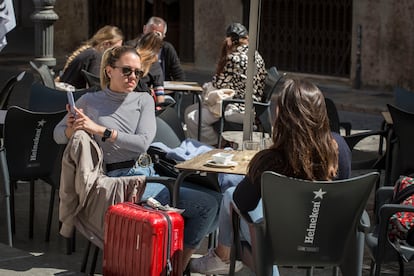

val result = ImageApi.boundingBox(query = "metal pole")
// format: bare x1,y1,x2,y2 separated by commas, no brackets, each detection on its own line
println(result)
243,0,261,142
353,24,362,89
0,148,12,247
31,0,59,68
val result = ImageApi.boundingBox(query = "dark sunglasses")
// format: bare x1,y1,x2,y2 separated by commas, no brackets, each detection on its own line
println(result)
113,66,144,78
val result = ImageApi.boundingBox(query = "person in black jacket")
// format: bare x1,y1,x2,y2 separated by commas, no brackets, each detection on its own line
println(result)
126,16,185,81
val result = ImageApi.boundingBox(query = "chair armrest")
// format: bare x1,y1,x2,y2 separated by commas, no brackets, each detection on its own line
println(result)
222,99,270,118
230,202,268,275
222,98,269,108
343,129,388,150
339,122,352,136
145,176,176,204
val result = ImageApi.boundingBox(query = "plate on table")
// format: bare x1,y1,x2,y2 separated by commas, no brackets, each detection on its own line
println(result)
204,160,238,168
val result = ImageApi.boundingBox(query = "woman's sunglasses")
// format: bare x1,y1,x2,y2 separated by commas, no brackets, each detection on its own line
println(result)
113,66,144,78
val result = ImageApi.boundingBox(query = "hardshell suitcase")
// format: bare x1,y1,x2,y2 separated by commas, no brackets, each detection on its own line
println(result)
103,202,184,276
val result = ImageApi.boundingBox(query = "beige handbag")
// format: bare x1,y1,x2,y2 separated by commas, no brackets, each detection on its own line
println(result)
202,83,235,117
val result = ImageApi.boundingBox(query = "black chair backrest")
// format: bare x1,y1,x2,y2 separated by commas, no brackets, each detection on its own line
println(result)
394,86,414,113
81,69,101,89
3,106,66,180
29,82,95,112
30,61,56,89
0,71,26,110
324,97,341,134
154,106,186,147
387,104,414,182
263,66,285,103
261,171,378,267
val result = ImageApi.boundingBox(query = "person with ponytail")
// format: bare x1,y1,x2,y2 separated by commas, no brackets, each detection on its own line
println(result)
57,25,123,89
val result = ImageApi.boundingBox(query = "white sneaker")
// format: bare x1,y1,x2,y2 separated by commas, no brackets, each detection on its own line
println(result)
190,248,243,275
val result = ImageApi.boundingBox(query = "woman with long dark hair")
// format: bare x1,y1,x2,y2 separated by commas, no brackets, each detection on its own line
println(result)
190,78,351,275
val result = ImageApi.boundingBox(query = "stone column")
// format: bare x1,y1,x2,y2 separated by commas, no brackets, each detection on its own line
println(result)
31,0,59,68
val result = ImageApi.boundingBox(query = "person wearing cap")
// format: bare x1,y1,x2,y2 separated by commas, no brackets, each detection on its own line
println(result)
184,22,267,146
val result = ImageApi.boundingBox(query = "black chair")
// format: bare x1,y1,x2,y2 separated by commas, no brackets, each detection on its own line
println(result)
0,71,26,110
3,106,67,241
325,97,352,136
230,171,379,276
29,82,96,112
216,66,286,147
366,186,414,275
326,97,388,177
384,104,414,186
365,186,414,276
81,69,101,89
394,87,414,113
30,61,56,89
0,147,13,247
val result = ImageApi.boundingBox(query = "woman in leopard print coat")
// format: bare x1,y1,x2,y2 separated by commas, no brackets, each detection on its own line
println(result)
185,23,267,146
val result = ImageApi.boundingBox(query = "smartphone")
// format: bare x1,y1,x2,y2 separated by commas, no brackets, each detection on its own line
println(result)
66,91,76,116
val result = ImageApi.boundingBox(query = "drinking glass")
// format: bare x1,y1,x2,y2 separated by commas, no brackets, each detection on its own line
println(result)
261,137,273,149
242,140,260,161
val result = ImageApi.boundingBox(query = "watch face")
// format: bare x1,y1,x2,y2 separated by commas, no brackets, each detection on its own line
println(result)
104,129,112,138
137,153,152,167
102,129,112,142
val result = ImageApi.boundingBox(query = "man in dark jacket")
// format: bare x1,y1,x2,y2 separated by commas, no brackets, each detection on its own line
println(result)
127,16,185,81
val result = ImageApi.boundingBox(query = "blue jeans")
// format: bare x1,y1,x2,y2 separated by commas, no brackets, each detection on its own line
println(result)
108,164,222,249
219,187,280,276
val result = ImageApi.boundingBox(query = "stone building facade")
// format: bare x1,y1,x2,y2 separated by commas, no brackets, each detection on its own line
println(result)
3,0,414,90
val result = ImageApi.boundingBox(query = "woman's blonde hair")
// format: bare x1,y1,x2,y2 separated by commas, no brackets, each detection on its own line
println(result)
100,46,140,89
136,32,163,76
62,25,124,73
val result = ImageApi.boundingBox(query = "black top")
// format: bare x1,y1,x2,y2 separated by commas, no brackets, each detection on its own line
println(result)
159,41,185,81
135,61,164,93
233,132,352,213
60,48,102,89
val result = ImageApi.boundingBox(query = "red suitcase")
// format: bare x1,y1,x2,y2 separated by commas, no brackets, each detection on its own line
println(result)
103,202,184,276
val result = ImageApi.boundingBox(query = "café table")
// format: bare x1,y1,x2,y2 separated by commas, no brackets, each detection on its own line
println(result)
172,148,257,206
164,81,203,140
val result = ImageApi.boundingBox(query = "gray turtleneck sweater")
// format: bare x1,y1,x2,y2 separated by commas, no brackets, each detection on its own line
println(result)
53,88,156,164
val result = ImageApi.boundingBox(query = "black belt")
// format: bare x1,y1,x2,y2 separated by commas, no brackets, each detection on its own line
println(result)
106,160,136,172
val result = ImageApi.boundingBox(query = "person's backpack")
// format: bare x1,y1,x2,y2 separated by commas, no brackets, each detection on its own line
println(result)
389,174,414,245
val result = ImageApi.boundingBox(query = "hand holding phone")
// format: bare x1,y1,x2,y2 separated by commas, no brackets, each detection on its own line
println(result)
67,91,76,116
